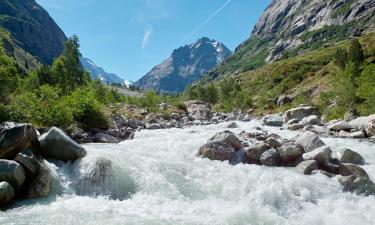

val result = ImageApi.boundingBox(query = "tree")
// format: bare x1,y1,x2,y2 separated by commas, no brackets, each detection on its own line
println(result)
334,48,348,70
348,39,364,68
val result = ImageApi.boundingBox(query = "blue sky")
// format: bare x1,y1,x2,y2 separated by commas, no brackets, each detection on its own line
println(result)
36,0,271,81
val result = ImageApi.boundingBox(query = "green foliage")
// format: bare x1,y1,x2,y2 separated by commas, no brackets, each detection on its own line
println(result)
358,64,375,115
0,46,18,100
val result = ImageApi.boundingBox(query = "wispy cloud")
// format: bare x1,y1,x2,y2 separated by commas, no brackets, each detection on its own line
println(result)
184,0,233,42
141,26,153,49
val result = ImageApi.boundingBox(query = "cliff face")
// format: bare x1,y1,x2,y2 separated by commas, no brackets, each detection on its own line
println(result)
0,0,67,64
209,0,375,79
135,37,231,93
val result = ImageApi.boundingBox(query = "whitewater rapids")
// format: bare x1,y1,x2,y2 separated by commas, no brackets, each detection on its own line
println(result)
1,121,375,225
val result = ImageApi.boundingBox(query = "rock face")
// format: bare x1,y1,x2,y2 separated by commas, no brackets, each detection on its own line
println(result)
38,127,87,161
283,106,319,123
0,0,67,64
0,181,15,205
134,37,232,93
0,124,38,159
0,160,25,189
185,101,212,121
295,131,325,152
208,0,375,79
80,57,124,84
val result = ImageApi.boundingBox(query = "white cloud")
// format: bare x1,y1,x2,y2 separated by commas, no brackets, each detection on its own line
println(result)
141,26,153,49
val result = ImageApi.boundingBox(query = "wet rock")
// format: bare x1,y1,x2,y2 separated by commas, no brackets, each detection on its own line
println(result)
147,124,162,130
296,160,318,175
197,141,235,161
126,119,145,129
260,149,281,166
288,123,304,130
338,163,369,178
0,160,26,189
366,119,375,137
27,162,52,198
295,131,325,152
38,127,87,161
208,130,242,150
278,143,304,166
265,137,282,149
262,114,283,127
0,124,39,160
301,115,321,126
328,120,353,131
245,142,270,163
14,149,40,177
0,181,15,205
230,149,246,165
185,100,212,121
225,122,238,128
334,149,365,165
338,175,375,196
283,106,319,123
302,146,332,165
94,133,120,144
303,125,330,136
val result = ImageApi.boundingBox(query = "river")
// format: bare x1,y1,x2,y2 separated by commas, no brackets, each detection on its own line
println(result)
1,121,375,225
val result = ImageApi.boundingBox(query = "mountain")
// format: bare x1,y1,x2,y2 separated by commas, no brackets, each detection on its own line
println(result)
134,37,232,93
208,0,375,79
0,0,66,65
80,57,124,84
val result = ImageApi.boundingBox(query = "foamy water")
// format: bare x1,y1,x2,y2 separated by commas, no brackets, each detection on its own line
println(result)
1,121,375,225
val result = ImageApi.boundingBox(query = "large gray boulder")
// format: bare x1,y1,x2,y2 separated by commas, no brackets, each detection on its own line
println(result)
366,119,375,137
0,124,39,159
262,114,283,127
295,131,325,152
0,181,15,205
328,121,353,131
301,115,321,126
14,149,40,177
278,143,304,165
349,114,375,130
208,131,242,150
197,141,235,161
185,101,212,121
303,125,330,136
0,160,26,189
260,149,281,167
283,106,319,123
338,163,369,178
338,130,366,139
296,160,318,175
302,146,332,165
38,127,87,161
334,149,365,165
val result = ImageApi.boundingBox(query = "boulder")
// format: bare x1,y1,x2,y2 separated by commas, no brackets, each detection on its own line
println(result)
328,121,353,131
260,149,281,167
283,106,319,123
301,115,321,126
334,149,364,165
277,95,292,106
366,119,375,137
288,123,304,130
94,133,120,144
262,114,283,127
147,124,162,130
0,160,26,189
338,175,375,196
0,124,39,159
126,119,145,129
245,142,270,163
27,162,52,198
38,127,87,161
185,100,212,121
338,130,366,139
278,143,304,165
197,141,235,161
296,160,318,175
295,131,325,152
225,122,238,129
302,146,332,165
0,181,15,205
338,163,369,178
303,125,330,136
14,149,40,177
349,114,375,130
286,119,300,125
208,131,242,150
265,137,282,149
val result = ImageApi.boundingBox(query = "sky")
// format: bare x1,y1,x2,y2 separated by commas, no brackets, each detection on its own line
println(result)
36,0,271,81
